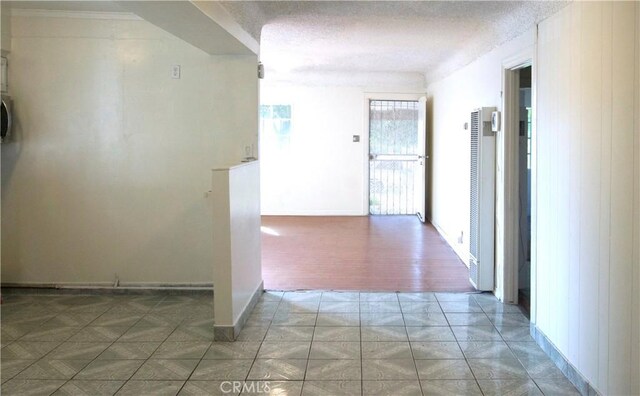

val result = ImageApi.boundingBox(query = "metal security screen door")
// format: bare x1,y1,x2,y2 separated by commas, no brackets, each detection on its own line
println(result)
369,100,426,217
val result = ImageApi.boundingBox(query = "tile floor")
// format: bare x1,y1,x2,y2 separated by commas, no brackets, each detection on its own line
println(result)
0,291,580,395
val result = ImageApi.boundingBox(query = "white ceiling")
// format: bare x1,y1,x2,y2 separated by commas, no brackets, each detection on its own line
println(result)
220,1,568,85
4,1,568,86
3,1,257,56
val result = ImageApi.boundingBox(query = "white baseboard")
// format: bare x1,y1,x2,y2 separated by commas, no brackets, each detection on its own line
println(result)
1,282,213,290
430,221,470,267
261,210,366,216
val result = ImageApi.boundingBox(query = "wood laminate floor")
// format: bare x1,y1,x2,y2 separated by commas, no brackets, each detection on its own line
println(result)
261,216,475,292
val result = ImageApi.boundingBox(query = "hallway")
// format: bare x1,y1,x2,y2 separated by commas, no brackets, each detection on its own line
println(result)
261,216,474,292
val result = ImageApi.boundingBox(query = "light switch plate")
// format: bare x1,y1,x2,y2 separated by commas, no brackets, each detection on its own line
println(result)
171,65,181,79
1,57,7,93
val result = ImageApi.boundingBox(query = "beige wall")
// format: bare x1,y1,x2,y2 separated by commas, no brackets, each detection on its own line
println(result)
535,2,639,394
0,4,10,53
1,14,258,285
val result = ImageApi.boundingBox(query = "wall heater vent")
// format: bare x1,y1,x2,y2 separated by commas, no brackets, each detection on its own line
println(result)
469,107,496,291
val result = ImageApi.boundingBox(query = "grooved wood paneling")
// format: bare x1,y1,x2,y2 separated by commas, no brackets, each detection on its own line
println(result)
633,3,640,392
536,2,639,394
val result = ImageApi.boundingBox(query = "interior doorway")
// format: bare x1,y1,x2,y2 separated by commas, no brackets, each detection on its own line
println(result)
368,99,427,219
517,66,533,313
499,56,535,314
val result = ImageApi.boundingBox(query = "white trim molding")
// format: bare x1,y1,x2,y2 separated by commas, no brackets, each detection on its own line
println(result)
497,46,534,305
362,92,427,216
10,8,141,21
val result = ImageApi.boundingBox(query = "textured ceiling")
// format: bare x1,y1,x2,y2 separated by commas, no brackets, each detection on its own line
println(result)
221,1,568,85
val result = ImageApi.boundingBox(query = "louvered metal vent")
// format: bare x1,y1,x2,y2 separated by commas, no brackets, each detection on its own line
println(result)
468,107,496,291
469,110,480,260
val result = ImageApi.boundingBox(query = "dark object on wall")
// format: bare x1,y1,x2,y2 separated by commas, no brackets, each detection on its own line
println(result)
1,95,11,143
258,62,264,79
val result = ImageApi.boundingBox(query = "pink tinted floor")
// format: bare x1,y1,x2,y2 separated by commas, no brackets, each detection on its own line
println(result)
261,216,475,292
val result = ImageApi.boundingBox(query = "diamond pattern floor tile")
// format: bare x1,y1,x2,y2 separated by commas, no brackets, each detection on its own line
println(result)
75,359,145,380
151,342,211,359
132,359,199,380
363,380,422,396
361,326,408,341
2,341,61,360
313,326,360,341
305,359,361,380
1,359,36,383
451,325,502,341
534,377,581,395
178,380,240,396
53,380,125,396
16,359,90,380
309,341,360,359
406,326,455,341
204,342,261,360
468,358,529,379
362,359,418,380
415,359,474,380
420,380,483,395
410,341,464,359
301,380,361,396
477,379,543,395
0,290,581,396
265,326,314,341
247,359,307,381
115,380,184,396
459,341,515,359
362,341,413,359
191,359,253,381
1,379,67,396
257,341,311,359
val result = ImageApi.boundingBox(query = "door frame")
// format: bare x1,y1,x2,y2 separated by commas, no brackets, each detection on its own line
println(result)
362,93,425,216
497,47,536,323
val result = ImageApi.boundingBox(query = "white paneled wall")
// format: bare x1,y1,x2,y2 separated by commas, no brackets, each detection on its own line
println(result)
536,2,639,394
635,2,640,391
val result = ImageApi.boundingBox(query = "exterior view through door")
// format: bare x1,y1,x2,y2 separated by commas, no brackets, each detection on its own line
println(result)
369,98,427,219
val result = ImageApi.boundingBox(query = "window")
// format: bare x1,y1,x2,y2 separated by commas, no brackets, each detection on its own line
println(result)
260,105,291,151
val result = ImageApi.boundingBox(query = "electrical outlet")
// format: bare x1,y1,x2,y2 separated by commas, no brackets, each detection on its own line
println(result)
171,65,181,79
457,231,464,244
353,135,360,142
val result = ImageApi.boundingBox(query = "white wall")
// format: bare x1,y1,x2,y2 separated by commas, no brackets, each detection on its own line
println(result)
1,13,258,285
426,29,535,264
427,2,640,393
535,2,639,394
260,82,423,215
212,161,262,329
